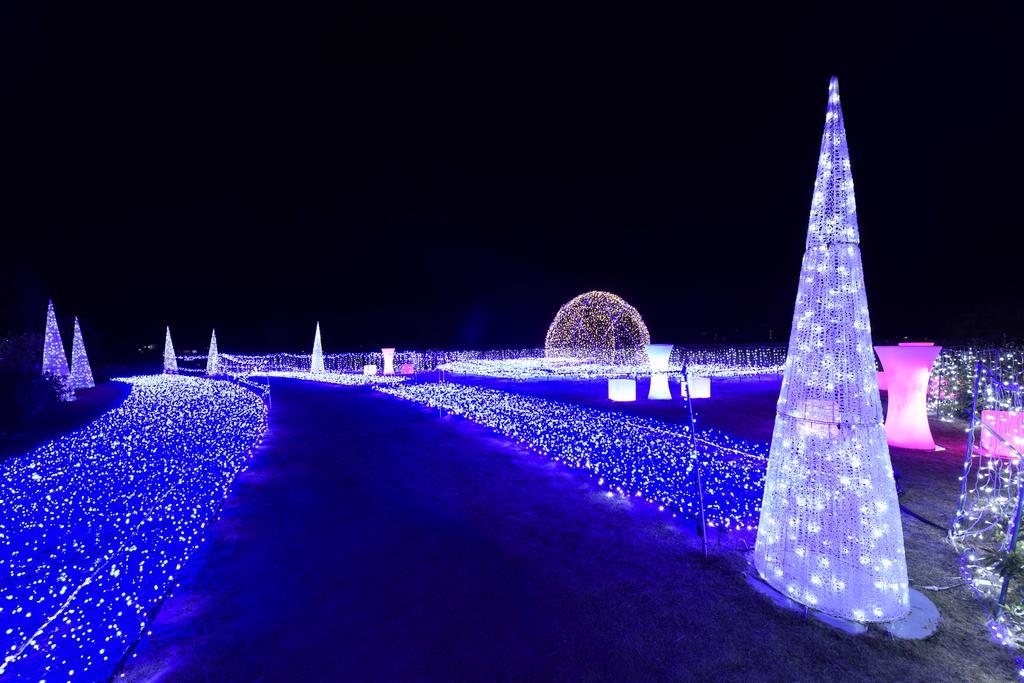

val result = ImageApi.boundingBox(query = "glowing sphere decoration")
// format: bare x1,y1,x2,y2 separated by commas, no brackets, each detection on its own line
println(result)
545,291,650,363
754,77,909,623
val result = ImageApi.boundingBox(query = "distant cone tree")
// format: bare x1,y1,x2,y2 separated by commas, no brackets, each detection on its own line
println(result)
70,317,95,389
41,299,74,401
206,329,220,376
754,77,909,623
42,299,70,377
163,327,178,374
311,322,325,374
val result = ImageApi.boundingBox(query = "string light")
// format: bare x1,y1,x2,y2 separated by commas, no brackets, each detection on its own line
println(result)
375,382,768,529
753,77,909,623
0,374,267,681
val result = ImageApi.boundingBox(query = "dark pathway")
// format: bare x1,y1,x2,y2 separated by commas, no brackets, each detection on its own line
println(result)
122,379,1015,682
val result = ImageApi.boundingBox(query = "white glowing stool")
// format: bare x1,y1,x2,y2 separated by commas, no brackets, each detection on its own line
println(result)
382,348,396,375
608,378,637,402
875,343,942,450
363,364,378,376
683,376,711,399
645,344,673,400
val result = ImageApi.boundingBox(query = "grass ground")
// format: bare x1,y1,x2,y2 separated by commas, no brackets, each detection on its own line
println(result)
0,381,130,461
116,376,1016,681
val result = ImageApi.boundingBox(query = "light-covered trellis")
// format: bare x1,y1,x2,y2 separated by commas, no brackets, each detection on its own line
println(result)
952,359,1024,650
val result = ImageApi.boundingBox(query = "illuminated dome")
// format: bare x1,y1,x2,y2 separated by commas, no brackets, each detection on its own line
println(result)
545,291,650,362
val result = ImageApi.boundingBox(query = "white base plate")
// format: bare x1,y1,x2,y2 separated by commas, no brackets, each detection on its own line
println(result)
881,589,940,639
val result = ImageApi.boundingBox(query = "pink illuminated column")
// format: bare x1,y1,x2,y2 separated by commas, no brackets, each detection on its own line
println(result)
874,343,942,450
382,348,396,375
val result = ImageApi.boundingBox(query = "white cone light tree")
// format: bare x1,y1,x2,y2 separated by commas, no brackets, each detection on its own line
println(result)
206,329,220,376
311,322,325,374
163,327,178,374
41,299,74,401
70,317,95,389
754,77,909,623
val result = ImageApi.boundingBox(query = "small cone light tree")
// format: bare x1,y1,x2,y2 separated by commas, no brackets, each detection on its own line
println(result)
206,329,220,376
42,299,70,376
311,322,325,374
163,327,178,374
754,77,909,622
70,317,95,389
41,299,74,401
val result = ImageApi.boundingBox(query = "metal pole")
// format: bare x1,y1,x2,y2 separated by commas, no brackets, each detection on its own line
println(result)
683,364,709,560
955,361,982,520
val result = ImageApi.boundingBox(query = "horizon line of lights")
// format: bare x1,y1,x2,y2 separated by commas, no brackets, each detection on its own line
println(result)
256,370,409,386
172,344,787,370
0,374,267,681
373,382,768,530
435,357,784,380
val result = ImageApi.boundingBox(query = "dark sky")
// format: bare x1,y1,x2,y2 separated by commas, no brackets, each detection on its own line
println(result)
1,3,1021,362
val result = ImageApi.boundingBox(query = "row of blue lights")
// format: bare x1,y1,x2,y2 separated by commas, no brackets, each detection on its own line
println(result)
0,375,267,682
374,382,768,530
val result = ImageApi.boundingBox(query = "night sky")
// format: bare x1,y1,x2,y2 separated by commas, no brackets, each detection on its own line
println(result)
1,4,1021,364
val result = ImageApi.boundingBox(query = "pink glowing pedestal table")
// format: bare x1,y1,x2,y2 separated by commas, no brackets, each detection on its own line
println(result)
874,343,942,450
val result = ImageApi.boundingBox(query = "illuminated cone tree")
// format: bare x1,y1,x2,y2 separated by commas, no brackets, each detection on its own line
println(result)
163,327,178,374
42,299,70,377
41,299,74,401
70,317,95,389
311,322,325,374
754,77,909,622
206,329,220,376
